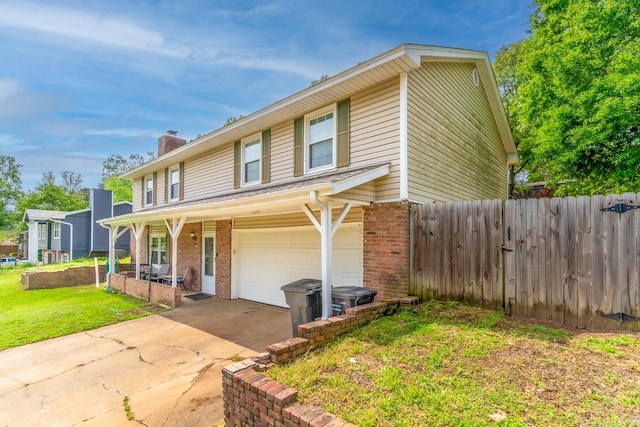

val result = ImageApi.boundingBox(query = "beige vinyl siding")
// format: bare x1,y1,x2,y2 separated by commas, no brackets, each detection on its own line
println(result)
203,221,216,232
350,78,401,201
183,143,234,200
234,207,362,229
269,121,295,184
407,62,508,202
150,225,166,235
132,178,143,211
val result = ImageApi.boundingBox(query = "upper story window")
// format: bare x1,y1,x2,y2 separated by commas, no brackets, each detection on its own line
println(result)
53,222,60,239
242,134,261,186
145,174,154,206
306,107,335,172
169,166,180,200
38,223,46,240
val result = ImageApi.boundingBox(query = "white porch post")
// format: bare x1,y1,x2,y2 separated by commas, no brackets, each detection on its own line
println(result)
304,192,355,320
131,222,147,279
101,224,129,286
165,217,186,288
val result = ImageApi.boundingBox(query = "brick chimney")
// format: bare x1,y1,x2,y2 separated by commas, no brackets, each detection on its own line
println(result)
158,130,186,156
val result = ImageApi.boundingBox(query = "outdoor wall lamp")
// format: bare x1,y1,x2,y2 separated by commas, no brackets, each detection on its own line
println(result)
190,231,197,240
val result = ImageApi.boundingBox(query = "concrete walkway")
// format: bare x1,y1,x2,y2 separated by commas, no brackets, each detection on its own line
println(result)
0,297,292,427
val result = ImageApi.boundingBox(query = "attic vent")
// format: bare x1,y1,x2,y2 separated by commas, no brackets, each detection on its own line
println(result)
472,68,480,87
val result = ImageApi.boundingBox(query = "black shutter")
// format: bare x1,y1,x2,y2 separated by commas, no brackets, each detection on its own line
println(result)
164,167,168,203
179,162,184,200
152,172,157,206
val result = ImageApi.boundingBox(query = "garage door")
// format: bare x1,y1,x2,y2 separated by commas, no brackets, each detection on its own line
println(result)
234,224,363,307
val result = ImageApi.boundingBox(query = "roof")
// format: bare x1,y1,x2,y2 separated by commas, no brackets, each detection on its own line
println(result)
22,209,66,222
101,163,390,227
122,43,518,180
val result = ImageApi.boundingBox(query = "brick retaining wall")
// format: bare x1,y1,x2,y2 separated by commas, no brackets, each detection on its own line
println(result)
22,266,106,290
223,299,404,426
109,274,182,308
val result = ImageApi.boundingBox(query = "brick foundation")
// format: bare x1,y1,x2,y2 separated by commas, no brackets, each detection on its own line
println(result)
362,201,411,299
216,220,232,299
109,274,182,308
223,300,400,426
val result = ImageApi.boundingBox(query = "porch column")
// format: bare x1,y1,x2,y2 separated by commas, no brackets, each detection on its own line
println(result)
104,225,129,286
304,192,354,320
130,222,147,279
165,217,186,288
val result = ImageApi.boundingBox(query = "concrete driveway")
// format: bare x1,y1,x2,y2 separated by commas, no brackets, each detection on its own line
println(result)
0,297,291,427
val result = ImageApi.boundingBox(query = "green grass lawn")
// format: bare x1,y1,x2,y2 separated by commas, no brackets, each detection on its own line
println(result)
269,301,640,427
0,260,165,351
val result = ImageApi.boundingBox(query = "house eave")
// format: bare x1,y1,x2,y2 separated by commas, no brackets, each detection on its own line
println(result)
123,43,518,179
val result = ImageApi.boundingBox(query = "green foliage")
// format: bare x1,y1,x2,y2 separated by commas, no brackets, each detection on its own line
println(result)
509,0,640,195
17,174,89,214
223,116,245,127
101,153,155,203
0,156,23,228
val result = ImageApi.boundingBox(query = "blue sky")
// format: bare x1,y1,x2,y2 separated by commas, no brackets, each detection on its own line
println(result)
0,0,533,192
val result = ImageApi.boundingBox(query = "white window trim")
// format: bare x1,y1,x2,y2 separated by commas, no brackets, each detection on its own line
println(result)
241,133,262,187
53,222,60,239
149,233,168,265
305,105,337,174
169,165,180,201
39,224,46,240
144,174,154,207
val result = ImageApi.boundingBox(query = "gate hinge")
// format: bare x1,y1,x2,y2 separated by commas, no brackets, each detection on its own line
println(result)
500,244,513,253
601,202,640,214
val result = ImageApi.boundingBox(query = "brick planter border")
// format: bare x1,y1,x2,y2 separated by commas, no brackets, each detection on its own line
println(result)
109,273,182,308
223,299,411,426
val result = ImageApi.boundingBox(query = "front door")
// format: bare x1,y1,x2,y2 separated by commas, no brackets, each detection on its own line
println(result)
202,232,215,294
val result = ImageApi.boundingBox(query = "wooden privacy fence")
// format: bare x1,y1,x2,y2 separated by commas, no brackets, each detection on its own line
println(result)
410,193,640,332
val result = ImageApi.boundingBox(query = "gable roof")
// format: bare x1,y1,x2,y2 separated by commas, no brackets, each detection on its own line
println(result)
123,43,517,180
22,209,66,222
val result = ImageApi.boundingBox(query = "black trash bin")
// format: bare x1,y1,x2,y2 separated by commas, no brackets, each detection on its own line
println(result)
331,286,377,315
281,279,322,336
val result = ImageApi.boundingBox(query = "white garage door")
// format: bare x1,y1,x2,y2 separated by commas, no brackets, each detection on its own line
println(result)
234,224,363,307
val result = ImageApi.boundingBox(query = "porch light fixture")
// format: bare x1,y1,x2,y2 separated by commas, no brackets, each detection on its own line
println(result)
190,231,197,240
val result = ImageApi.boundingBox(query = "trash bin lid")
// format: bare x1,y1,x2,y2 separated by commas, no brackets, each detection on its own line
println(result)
331,286,377,298
281,278,322,293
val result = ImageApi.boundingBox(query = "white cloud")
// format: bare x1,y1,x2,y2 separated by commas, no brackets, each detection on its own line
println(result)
84,128,156,138
0,2,190,58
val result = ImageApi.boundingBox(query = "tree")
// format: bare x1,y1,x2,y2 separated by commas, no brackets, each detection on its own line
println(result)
223,116,245,127
17,173,89,214
513,0,640,195
102,152,156,203
61,171,83,193
0,156,23,228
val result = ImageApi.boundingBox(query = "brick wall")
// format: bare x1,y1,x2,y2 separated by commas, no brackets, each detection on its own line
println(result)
223,300,403,426
175,222,202,292
22,266,106,289
362,201,411,299
216,220,232,299
109,273,182,307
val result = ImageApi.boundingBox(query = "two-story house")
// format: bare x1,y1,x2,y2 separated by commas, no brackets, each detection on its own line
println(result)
99,44,518,318
23,189,132,264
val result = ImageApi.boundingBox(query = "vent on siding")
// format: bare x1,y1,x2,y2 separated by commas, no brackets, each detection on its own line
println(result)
472,68,480,87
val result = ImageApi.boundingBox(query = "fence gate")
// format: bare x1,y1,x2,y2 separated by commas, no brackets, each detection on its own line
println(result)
411,193,640,332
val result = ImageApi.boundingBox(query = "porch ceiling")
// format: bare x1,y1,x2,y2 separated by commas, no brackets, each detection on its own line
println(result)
100,163,389,227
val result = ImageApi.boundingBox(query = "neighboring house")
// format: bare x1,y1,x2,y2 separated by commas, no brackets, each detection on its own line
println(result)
22,189,132,264
99,44,518,316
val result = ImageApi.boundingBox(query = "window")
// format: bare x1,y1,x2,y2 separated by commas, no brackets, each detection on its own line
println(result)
306,107,335,172
145,174,154,206
169,166,180,200
149,235,167,265
242,134,261,185
38,224,46,240
53,222,60,239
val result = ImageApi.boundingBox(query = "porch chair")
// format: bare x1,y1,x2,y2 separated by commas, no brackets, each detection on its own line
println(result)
163,266,190,289
148,263,170,281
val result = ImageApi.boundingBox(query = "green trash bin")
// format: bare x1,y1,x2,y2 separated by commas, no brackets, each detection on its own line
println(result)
105,259,119,274
281,279,322,336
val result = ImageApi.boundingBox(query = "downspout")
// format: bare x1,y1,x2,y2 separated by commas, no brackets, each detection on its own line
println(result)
52,220,73,261
310,191,333,320
99,223,115,287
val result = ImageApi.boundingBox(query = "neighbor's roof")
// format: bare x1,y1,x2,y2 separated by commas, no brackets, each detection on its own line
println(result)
122,43,518,181
22,209,66,222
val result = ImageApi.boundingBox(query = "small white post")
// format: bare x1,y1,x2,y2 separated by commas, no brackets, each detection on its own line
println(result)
94,257,100,288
